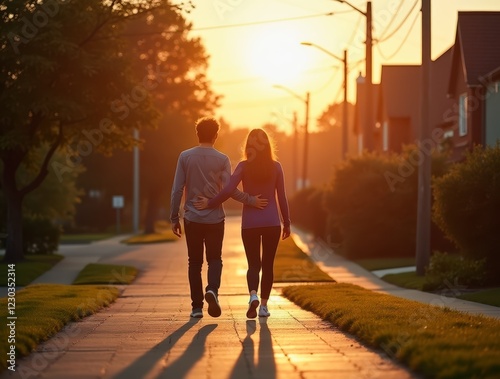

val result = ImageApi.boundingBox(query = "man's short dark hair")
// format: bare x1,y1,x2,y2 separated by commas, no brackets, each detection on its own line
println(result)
195,117,219,143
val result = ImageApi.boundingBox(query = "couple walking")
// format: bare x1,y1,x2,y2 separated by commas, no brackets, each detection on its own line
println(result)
170,117,291,319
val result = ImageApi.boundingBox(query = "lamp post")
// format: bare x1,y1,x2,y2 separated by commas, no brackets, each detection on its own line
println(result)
133,127,140,234
301,42,348,159
416,0,431,275
333,0,372,151
273,85,310,189
271,110,299,193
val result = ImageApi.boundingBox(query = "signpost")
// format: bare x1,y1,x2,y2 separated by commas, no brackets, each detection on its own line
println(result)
112,196,124,234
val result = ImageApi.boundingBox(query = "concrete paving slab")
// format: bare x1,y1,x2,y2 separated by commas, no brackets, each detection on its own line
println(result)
0,217,420,379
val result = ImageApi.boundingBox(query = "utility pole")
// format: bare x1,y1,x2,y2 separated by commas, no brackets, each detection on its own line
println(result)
416,0,431,275
365,1,373,151
293,111,299,192
302,92,310,189
332,1,372,152
133,128,140,234
300,42,348,159
273,85,310,189
342,49,349,159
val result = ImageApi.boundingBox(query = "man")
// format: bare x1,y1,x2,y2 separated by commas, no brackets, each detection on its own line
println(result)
170,117,267,319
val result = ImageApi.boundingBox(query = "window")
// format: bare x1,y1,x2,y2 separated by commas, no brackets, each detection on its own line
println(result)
458,93,467,136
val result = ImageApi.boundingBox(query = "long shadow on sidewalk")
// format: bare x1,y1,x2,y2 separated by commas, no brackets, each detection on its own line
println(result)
229,318,276,378
112,318,216,379
159,323,218,378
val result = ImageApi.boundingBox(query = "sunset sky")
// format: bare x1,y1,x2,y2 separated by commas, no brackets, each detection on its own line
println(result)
186,0,500,133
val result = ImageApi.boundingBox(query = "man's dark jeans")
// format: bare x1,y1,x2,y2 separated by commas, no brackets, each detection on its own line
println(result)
184,219,224,310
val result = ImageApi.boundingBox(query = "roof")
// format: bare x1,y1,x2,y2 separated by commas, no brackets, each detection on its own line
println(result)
449,12,500,93
376,48,455,132
430,47,455,128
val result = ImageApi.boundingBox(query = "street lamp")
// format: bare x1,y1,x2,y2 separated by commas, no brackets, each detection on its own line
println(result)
271,110,299,193
333,0,373,151
133,127,140,234
301,42,348,159
273,84,310,189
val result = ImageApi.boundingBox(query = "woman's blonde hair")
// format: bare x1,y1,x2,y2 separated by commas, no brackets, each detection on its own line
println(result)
243,128,276,183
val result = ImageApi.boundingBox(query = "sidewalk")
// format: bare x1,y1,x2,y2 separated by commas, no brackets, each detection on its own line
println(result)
1,217,418,379
291,228,500,320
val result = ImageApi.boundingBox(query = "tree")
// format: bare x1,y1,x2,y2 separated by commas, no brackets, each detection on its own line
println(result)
74,4,219,233
0,0,192,261
123,7,219,232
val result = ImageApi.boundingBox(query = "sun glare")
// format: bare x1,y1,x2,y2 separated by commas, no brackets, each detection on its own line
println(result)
246,26,311,86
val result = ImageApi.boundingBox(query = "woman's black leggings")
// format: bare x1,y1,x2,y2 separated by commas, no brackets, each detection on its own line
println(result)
241,226,281,300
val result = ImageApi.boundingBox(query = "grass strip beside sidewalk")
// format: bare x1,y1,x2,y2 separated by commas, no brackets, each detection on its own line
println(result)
0,284,119,370
274,237,334,283
0,255,63,286
122,231,177,244
282,283,500,379
72,263,138,285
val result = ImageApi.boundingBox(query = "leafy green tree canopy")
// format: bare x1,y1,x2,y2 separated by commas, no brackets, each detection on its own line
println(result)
0,0,197,261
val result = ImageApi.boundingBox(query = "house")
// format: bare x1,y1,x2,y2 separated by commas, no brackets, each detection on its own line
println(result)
375,12,500,159
353,73,379,152
447,11,500,160
376,65,420,153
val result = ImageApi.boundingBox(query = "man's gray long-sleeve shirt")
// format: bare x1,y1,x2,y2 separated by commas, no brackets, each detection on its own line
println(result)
170,146,256,224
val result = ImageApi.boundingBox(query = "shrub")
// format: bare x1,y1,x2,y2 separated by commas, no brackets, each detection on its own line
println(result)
23,218,61,255
432,144,500,283
289,187,328,238
423,251,486,291
325,146,449,259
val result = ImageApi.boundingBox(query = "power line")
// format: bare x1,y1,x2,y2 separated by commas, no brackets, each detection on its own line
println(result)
377,0,419,43
212,65,339,86
192,12,334,32
376,9,420,61
378,0,405,40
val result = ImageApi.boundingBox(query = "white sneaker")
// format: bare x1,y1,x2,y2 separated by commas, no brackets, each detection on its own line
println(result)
259,305,270,317
246,294,259,318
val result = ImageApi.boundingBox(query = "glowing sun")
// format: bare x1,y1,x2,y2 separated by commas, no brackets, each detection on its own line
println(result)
246,25,311,85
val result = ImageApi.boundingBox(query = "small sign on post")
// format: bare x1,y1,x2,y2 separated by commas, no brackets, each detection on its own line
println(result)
112,196,124,234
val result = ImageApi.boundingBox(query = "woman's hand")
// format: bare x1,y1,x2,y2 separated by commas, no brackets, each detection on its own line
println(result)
282,225,291,240
193,196,209,210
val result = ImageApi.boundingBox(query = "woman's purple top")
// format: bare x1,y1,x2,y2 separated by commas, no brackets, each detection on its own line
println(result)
207,160,291,229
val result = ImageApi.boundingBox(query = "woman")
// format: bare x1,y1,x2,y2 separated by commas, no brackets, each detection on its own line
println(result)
194,128,291,318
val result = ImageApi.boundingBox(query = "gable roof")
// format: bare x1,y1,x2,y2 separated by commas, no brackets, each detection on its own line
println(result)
449,12,500,94
430,47,455,128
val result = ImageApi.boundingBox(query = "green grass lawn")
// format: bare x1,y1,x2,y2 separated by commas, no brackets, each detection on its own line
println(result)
121,231,177,244
0,284,119,370
72,263,138,285
355,257,415,271
381,271,500,308
274,237,334,282
282,283,500,379
382,271,426,290
0,255,63,286
59,233,114,244
457,288,500,307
